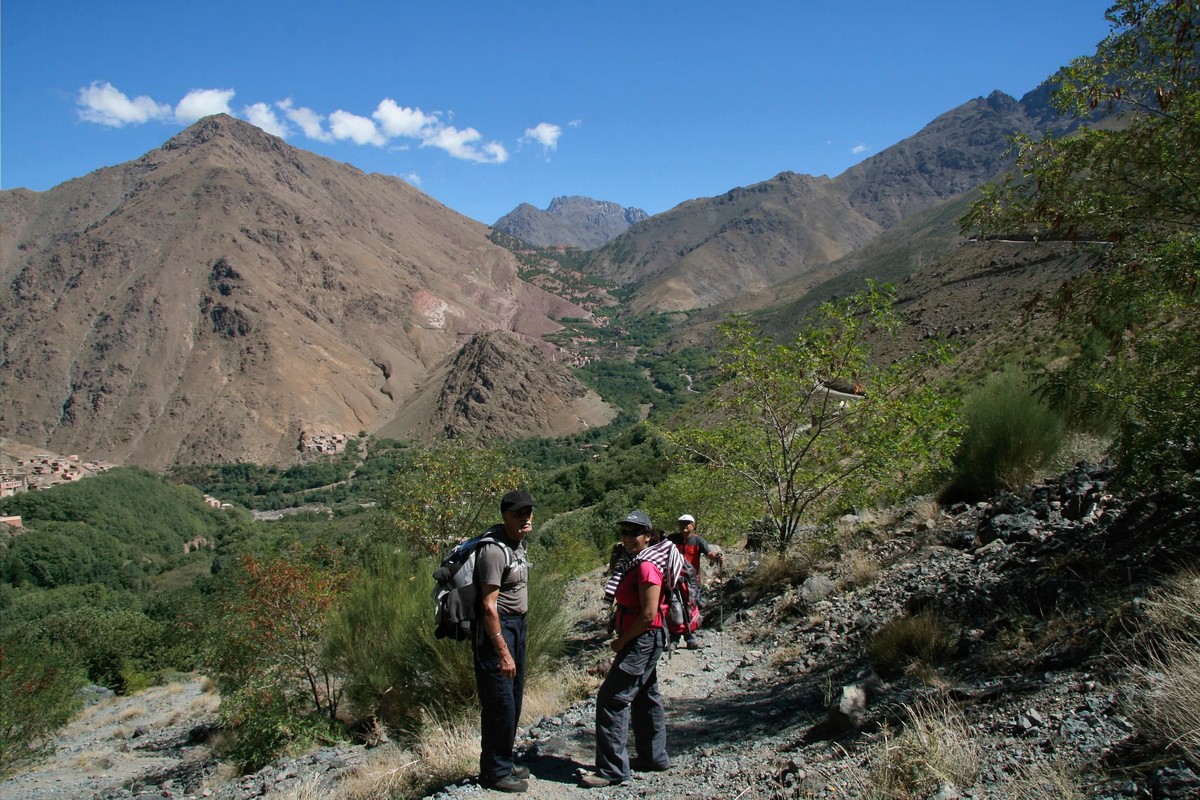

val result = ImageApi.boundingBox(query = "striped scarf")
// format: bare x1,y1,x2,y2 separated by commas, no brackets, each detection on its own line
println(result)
603,537,684,601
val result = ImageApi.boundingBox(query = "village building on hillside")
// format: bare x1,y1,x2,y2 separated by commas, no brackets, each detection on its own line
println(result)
1,455,114,496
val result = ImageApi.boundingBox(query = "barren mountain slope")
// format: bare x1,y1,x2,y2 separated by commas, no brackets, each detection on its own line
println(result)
380,330,616,443
583,88,1086,316
583,172,882,313
0,115,589,468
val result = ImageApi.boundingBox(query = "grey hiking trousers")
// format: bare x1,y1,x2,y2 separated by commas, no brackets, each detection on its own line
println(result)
594,626,669,781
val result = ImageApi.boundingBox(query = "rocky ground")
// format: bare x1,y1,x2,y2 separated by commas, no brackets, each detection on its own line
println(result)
4,464,1200,800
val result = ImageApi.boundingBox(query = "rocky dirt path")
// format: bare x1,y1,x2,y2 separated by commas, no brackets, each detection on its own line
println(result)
0,680,221,800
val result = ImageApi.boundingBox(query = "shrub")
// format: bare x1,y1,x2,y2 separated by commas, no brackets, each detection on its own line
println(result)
0,635,85,777
330,551,570,736
945,367,1064,501
217,680,329,772
29,606,167,692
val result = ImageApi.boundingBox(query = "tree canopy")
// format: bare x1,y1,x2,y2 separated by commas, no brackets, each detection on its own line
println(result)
671,283,959,552
964,0,1200,491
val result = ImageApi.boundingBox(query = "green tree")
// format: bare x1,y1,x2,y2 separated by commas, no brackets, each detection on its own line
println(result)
671,283,958,552
964,0,1200,491
0,636,84,777
639,462,758,546
374,441,527,557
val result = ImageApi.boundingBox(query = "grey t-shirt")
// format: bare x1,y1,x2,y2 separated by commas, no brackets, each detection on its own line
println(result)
475,526,529,616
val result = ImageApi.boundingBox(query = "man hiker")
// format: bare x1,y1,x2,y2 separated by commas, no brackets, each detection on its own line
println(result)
475,490,534,792
669,513,724,649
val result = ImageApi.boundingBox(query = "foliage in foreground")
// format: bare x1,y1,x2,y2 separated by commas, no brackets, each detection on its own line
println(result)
964,0,1200,493
672,283,959,552
0,637,84,778
205,547,353,770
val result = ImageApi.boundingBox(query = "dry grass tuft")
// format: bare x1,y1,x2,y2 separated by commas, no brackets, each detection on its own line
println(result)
1006,754,1088,800
199,675,219,694
1126,568,1200,766
116,704,149,723
523,664,597,718
844,549,881,587
73,751,116,773
745,551,814,600
858,699,979,799
188,693,221,716
333,714,478,800
908,497,941,526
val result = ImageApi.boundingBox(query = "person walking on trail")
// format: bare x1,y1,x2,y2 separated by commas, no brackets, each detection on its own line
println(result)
669,514,724,649
475,490,534,793
584,511,679,788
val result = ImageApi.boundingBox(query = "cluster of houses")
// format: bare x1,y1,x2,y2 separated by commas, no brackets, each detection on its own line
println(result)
0,454,114,499
1,454,114,530
299,431,351,456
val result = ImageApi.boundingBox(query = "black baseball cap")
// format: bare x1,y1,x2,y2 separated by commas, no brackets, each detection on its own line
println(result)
500,490,535,513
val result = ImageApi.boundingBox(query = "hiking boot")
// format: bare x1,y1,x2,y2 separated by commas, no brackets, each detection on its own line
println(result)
685,636,701,650
510,765,530,779
482,773,528,792
631,757,671,772
580,772,623,788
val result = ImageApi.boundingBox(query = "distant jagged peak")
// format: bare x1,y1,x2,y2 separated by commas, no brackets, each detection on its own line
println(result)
494,194,649,249
545,195,649,223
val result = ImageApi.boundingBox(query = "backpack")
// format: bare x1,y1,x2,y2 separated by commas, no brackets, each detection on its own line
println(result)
431,529,513,641
666,560,700,636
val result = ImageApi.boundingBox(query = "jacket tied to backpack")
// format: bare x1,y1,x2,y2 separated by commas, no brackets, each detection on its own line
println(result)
604,538,697,637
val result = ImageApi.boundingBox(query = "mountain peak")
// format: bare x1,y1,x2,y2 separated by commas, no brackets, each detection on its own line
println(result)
161,113,283,154
494,196,648,249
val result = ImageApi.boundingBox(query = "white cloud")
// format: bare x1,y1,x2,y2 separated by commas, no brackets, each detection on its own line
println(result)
77,81,171,127
243,102,290,137
278,99,332,142
851,143,868,154
522,122,562,151
400,172,422,186
569,119,582,128
328,110,386,146
74,83,509,166
423,125,508,164
174,88,235,124
373,99,437,138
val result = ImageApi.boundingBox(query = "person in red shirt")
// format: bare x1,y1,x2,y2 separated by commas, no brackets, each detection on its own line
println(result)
669,514,724,649
584,511,672,787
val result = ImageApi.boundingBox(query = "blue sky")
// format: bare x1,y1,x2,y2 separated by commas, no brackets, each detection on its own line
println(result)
2,1,1113,225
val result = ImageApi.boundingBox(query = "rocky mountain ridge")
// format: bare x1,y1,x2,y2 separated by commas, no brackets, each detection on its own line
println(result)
0,78,1099,468
583,86,1087,314
493,196,649,250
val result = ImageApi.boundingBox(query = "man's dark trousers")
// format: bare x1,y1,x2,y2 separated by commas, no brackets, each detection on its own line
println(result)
474,614,526,781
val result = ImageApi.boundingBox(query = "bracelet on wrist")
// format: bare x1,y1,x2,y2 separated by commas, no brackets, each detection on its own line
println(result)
491,631,503,640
